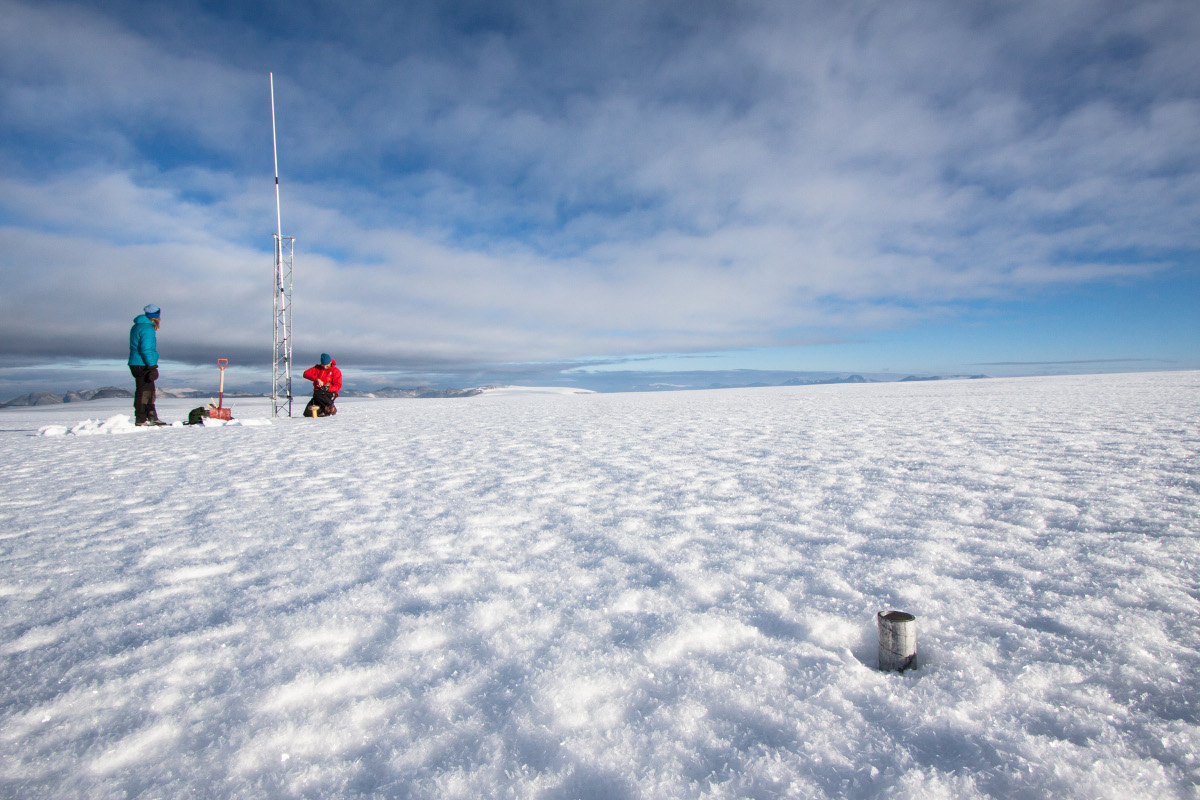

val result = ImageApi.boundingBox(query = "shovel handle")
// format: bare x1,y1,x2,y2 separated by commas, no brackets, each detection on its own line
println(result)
217,358,228,405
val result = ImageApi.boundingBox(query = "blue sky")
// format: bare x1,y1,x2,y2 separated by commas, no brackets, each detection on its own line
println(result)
1,0,1198,397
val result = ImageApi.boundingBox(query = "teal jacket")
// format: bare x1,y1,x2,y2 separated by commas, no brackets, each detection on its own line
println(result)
128,314,159,367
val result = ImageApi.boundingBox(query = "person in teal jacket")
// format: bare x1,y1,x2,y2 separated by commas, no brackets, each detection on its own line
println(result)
128,304,164,426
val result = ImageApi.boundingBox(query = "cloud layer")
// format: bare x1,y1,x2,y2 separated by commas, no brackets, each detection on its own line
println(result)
1,0,1198,384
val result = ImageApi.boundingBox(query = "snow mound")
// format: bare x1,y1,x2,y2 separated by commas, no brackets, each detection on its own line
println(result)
479,385,596,396
38,415,168,436
37,414,270,435
200,416,272,427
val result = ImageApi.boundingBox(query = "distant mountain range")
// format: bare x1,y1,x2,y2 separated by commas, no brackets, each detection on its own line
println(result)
2,374,989,407
0,386,276,408
522,370,990,393
624,373,988,391
0,385,485,407
784,373,989,386
782,374,870,386
343,387,486,399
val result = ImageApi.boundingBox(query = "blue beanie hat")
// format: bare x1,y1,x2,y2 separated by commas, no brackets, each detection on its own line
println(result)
320,353,332,365
144,304,161,319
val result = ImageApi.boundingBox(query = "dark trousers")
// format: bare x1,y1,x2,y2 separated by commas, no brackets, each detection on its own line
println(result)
304,387,337,417
130,365,158,423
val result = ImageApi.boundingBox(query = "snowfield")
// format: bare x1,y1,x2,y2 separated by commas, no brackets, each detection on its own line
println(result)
1,371,1198,799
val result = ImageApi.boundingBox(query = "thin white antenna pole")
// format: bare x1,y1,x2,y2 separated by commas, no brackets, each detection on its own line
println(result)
271,73,283,244
270,72,294,417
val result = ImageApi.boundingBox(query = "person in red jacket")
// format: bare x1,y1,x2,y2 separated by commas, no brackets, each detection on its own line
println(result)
302,353,342,417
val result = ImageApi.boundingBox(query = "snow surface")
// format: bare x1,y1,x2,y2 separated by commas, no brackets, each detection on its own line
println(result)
1,372,1198,799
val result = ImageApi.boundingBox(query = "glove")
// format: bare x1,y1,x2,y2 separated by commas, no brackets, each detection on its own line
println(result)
147,365,159,381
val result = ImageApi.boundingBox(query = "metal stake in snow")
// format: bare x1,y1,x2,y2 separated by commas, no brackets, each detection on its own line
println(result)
270,72,295,418
877,610,917,672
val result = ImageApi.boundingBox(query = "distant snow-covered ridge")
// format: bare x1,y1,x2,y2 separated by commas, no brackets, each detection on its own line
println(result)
478,386,596,396
0,386,267,407
0,387,134,407
345,386,596,399
0,385,485,407
342,386,487,399
2,372,989,407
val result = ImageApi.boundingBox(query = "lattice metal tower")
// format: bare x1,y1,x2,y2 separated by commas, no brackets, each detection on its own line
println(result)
272,234,294,417
270,73,294,418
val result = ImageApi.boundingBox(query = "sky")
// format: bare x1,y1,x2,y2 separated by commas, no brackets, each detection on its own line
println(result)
1,0,1199,397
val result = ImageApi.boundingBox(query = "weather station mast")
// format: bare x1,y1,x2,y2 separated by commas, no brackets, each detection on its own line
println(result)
270,72,294,418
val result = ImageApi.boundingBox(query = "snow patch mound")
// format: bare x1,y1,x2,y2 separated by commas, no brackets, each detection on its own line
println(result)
479,386,596,396
38,414,270,435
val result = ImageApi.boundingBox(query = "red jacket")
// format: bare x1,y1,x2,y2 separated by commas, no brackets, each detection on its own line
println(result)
303,360,342,394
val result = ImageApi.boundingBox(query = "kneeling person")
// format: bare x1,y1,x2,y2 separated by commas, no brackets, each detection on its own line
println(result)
302,353,341,417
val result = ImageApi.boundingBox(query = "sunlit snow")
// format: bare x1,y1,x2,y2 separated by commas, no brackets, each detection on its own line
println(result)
2,372,1198,798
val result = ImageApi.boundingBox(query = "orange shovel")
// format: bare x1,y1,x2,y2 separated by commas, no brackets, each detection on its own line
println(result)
208,358,233,420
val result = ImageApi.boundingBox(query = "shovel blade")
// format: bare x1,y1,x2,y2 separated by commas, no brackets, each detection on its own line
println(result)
208,407,233,421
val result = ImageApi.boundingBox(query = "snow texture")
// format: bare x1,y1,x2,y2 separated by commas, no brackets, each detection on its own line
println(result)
1,371,1198,799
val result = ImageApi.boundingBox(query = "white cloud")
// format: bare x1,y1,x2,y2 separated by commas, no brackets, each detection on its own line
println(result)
1,0,1198,380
